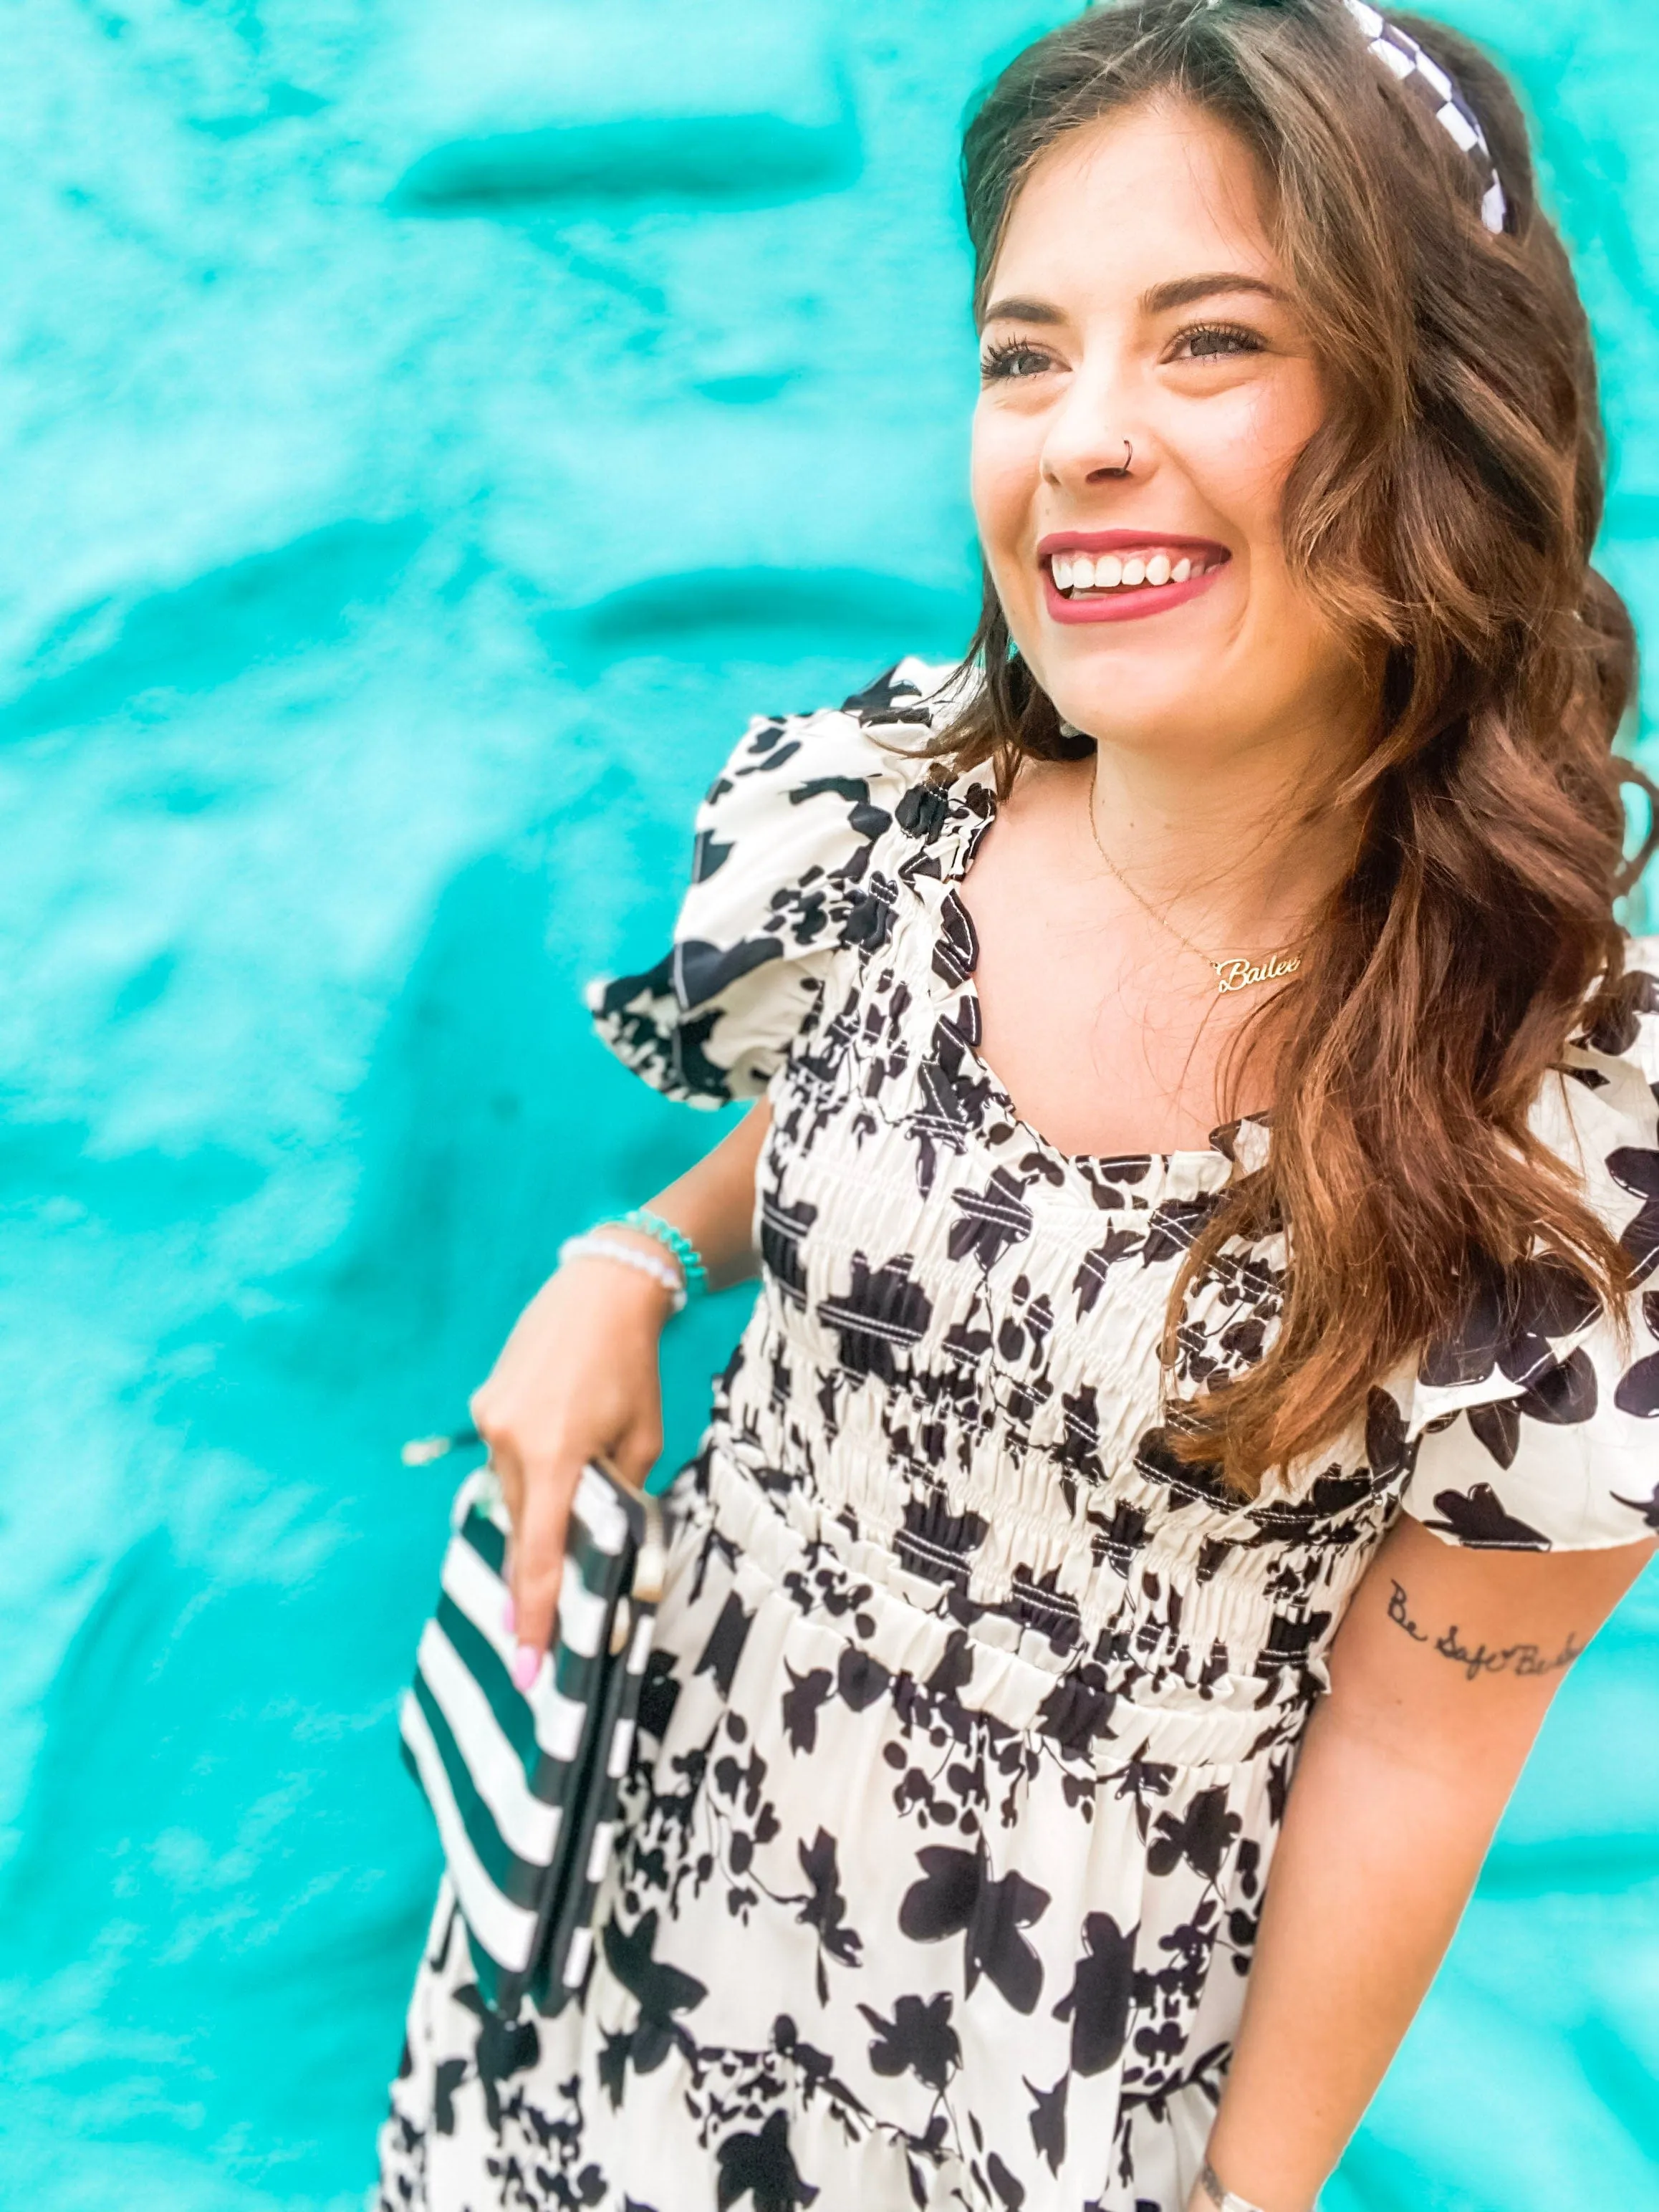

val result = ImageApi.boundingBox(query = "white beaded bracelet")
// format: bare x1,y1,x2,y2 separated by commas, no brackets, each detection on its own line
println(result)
1199,2161,1266,2212
557,1233,687,1313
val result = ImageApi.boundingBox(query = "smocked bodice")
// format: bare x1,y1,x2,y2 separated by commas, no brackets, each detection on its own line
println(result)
590,657,1659,1729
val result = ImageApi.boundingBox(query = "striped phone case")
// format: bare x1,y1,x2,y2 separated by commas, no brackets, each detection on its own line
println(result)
398,1456,667,2021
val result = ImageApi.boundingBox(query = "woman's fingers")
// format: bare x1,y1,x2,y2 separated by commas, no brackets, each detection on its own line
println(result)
471,1391,552,1665
610,1414,663,1491
465,1265,670,1684
508,1458,578,1683
490,1443,526,1636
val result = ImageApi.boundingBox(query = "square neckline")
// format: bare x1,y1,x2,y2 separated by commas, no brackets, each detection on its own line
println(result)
928,763,1251,1184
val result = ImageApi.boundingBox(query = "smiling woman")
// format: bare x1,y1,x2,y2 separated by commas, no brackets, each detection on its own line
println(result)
958,97,1360,1180
376,6,1659,2211
950,17,1653,1485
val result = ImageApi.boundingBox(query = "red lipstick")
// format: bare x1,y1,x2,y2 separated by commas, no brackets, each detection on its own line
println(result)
1036,529,1231,626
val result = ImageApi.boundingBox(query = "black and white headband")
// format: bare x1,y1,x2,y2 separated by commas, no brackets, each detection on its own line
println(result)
1339,0,1507,234
1163,0,1510,234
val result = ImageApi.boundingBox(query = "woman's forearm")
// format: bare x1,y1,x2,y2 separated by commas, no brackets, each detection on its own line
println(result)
1198,1694,1506,2211
1198,1516,1651,2212
612,1100,770,1293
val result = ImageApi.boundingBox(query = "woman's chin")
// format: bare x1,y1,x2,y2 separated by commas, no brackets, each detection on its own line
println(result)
1044,671,1226,755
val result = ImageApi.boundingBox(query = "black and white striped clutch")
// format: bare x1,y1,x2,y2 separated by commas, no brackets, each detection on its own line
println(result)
399,1456,666,2020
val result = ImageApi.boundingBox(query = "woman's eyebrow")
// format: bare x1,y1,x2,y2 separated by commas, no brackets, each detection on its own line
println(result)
980,273,1283,329
978,294,1065,327
1141,271,1282,313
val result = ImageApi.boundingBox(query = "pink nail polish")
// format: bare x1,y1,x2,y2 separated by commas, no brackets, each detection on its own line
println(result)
510,1643,540,1691
502,1595,516,1636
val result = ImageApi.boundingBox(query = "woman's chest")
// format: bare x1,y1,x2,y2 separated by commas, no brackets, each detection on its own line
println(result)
740,980,1400,1651
731,903,1410,1635
958,871,1257,1159
759,917,1275,1418
950,774,1270,1158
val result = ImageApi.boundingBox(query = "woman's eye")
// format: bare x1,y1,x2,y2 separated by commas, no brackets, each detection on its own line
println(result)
980,340,1053,383
1172,322,1263,362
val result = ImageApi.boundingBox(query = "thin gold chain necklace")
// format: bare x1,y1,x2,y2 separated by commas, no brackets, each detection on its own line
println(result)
1087,756,1305,997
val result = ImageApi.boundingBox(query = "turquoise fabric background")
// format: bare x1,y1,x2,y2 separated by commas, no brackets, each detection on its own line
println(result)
1,4,1655,2207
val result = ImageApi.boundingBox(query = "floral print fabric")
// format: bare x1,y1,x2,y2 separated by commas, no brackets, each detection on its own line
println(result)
380,659,1659,2212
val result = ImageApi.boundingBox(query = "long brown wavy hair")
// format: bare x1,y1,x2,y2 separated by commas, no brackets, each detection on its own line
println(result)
947,0,1658,1490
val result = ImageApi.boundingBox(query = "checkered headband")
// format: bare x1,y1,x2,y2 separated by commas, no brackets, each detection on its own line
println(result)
1340,0,1508,234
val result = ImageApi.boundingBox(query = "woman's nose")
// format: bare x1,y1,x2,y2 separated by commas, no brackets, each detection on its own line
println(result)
1040,365,1148,491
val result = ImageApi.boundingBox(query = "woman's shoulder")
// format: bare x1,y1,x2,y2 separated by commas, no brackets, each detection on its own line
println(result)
676,652,969,941
707,655,968,799
586,658,970,1105
1542,932,1659,1263
688,655,969,894
1397,932,1659,1554
1570,933,1659,1080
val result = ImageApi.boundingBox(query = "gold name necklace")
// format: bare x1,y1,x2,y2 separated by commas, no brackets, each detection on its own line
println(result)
1087,756,1305,996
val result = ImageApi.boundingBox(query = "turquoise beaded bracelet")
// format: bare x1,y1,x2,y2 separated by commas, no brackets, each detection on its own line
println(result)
617,1208,709,1299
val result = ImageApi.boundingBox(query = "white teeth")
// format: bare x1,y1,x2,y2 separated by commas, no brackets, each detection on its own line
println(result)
1054,548,1211,595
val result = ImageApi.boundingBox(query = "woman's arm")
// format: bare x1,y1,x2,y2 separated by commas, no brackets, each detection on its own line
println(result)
1194,1512,1655,2212
471,1102,770,1679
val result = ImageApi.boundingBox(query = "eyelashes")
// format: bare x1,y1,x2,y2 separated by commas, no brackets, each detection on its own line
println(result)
979,337,1052,383
978,321,1267,381
1173,321,1264,360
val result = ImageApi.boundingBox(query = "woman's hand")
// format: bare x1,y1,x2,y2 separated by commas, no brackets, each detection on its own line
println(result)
471,1247,673,1685
471,1100,772,1686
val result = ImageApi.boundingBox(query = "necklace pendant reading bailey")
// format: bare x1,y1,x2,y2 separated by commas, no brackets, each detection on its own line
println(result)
1213,950,1302,994
1085,756,1308,996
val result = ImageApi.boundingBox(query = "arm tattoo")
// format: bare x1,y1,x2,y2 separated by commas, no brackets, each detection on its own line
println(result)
1386,1580,1585,1683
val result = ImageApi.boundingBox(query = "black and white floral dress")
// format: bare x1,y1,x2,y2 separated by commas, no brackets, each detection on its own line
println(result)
379,660,1659,2212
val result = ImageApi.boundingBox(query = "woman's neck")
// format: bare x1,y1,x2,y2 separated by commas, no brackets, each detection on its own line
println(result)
1082,711,1363,953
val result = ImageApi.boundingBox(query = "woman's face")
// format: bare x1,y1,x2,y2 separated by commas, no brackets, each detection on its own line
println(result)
971,98,1360,764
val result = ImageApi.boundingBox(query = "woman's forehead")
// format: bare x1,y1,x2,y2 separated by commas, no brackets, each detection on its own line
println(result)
989,100,1283,308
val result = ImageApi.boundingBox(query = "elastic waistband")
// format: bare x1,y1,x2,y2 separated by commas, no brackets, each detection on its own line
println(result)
678,1446,1316,1774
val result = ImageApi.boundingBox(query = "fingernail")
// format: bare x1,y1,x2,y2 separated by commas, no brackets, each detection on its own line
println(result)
502,1595,516,1636
510,1643,540,1691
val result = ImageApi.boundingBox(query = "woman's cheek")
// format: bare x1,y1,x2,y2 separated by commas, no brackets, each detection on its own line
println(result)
970,420,1026,549
1204,373,1322,524
971,443,1039,625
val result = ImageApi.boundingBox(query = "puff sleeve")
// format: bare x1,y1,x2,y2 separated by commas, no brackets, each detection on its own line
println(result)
587,658,961,1106
1399,937,1659,1552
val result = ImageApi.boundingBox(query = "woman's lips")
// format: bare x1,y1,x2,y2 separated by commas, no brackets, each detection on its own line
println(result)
1035,529,1231,626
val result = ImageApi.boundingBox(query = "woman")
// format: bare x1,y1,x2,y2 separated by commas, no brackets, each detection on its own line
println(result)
378,3,1659,2208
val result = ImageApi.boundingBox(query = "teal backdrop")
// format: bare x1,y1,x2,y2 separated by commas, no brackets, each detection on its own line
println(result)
1,3,1655,2207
